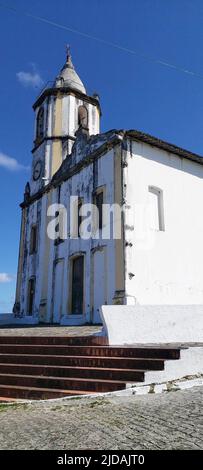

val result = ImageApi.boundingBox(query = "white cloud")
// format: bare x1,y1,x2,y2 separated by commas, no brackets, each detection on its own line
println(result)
0,152,29,172
16,64,43,88
0,273,14,283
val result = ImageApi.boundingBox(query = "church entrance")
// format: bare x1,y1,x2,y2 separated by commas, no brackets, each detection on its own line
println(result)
71,256,84,314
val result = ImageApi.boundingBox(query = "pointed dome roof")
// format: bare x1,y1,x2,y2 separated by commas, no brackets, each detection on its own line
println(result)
55,47,86,94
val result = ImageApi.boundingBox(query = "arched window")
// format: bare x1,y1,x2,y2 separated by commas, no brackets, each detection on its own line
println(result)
78,105,88,128
36,107,44,140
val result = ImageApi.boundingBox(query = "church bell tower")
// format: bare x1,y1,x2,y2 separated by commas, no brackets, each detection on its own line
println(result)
30,48,101,196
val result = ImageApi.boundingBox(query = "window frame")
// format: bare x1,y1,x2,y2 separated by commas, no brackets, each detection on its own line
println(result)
30,224,38,254
148,185,165,232
36,106,44,141
78,197,84,238
78,105,88,128
93,187,104,232
68,253,86,316
27,276,36,316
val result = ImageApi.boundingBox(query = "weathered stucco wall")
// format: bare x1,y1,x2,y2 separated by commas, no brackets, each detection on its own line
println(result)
20,144,118,324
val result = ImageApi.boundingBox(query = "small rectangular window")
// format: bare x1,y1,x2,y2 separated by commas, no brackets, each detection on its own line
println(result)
148,186,165,231
78,198,83,238
30,225,38,254
54,209,64,245
94,191,103,230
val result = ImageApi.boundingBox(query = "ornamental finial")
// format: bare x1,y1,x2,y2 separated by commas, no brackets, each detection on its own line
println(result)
66,44,71,61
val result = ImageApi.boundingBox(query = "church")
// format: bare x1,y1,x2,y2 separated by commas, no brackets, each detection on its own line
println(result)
13,49,203,326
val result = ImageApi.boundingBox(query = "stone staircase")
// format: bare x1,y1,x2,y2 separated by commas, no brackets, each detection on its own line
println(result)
0,335,181,400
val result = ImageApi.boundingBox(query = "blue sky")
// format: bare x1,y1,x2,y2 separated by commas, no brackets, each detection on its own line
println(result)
1,0,203,312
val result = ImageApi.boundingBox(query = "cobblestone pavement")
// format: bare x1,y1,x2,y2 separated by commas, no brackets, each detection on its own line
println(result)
0,386,202,450
0,325,101,336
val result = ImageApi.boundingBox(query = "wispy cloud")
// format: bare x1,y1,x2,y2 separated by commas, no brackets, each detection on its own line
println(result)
0,273,14,283
16,63,43,89
0,152,29,172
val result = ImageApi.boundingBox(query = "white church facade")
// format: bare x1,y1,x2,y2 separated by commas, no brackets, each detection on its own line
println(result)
13,50,203,326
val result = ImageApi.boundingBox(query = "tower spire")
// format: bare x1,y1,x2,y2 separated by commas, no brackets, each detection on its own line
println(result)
65,44,74,69
55,46,86,94
66,44,70,60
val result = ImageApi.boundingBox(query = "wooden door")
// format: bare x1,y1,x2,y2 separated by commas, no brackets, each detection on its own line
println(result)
71,256,84,314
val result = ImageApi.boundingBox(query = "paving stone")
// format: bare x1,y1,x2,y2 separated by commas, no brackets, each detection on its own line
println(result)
0,386,202,449
0,325,101,337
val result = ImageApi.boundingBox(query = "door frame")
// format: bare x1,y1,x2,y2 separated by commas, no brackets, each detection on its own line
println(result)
27,276,36,316
90,245,107,323
51,257,65,323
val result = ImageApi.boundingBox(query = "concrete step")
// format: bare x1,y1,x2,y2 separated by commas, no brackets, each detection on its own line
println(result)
0,363,145,382
131,346,203,386
0,384,94,400
0,373,127,392
0,354,165,370
0,335,182,400
0,344,181,359
0,336,107,346
0,396,19,403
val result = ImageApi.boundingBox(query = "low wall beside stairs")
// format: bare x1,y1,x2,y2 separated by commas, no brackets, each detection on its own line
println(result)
100,305,203,345
0,314,38,326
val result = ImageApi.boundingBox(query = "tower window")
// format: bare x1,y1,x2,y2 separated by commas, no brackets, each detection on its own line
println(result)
78,105,88,128
30,225,38,254
36,107,44,140
148,186,165,231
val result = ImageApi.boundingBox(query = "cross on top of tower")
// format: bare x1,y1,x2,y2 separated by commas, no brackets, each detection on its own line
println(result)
66,44,71,61
64,44,74,70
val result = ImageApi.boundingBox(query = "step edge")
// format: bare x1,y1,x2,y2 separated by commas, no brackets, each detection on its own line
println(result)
0,373,130,384
0,363,147,373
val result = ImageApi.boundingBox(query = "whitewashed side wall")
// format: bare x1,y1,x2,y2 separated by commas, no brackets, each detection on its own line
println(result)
124,139,203,305
100,305,203,344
